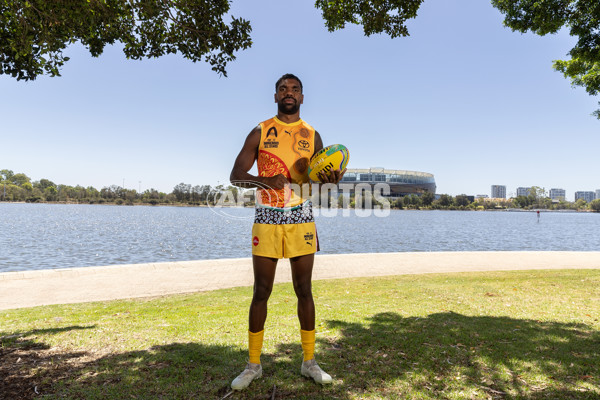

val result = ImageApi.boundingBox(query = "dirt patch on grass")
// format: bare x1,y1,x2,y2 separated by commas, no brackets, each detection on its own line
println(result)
0,339,100,400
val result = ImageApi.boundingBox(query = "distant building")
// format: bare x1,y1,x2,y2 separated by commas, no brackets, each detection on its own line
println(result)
549,188,566,201
596,189,600,200
339,167,436,198
575,191,595,203
516,187,531,197
491,185,506,199
476,194,489,199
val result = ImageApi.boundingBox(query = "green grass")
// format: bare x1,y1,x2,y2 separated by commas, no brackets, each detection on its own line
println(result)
1,269,600,399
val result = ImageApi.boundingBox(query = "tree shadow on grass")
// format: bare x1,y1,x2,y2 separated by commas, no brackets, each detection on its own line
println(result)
1,314,599,399
0,329,245,400
322,312,600,399
1,325,95,400
1,325,310,400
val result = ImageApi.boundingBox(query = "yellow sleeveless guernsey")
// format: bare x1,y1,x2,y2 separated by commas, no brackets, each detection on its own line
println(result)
256,116,316,209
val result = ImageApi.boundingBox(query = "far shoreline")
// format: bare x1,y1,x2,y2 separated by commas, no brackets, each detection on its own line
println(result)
0,200,595,213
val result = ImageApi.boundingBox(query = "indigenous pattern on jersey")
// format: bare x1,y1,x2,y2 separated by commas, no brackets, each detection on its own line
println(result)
257,117,316,209
254,200,314,225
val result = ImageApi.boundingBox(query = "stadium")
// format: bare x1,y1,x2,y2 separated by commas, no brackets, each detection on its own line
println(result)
339,167,436,198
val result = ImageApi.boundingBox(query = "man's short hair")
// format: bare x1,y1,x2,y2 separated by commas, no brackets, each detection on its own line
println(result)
275,73,303,93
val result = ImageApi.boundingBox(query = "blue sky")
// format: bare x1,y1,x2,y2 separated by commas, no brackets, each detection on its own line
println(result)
1,0,598,200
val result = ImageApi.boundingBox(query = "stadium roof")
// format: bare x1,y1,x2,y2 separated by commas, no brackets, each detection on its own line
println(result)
345,167,434,178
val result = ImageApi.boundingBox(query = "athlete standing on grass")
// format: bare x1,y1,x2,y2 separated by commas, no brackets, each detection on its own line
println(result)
229,73,344,390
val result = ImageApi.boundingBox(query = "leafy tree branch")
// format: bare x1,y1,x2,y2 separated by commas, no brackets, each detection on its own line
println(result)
0,0,252,80
492,0,600,118
2,1,599,118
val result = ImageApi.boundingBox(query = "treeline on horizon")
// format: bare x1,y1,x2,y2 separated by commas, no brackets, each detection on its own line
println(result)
1,169,599,212
0,169,242,206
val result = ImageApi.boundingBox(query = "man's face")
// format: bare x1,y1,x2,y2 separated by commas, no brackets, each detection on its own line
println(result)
274,78,304,115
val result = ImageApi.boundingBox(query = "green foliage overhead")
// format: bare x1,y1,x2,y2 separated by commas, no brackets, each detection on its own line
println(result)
0,0,425,82
1,1,599,119
0,0,252,80
491,0,600,118
314,0,424,38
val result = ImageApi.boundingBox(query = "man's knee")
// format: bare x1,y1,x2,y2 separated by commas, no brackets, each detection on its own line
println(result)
253,283,273,303
293,281,313,300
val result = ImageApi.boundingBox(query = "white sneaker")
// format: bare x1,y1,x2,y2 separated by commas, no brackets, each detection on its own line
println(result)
231,362,262,390
301,359,332,384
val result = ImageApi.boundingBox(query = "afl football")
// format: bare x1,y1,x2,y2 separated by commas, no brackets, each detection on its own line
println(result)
308,144,350,182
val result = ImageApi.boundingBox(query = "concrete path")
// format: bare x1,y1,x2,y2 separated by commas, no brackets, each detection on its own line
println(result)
1,251,599,310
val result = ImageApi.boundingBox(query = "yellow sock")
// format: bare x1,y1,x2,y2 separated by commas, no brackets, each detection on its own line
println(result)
248,330,264,364
300,329,315,362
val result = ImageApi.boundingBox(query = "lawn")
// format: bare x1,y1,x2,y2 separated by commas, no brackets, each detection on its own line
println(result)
1,269,599,399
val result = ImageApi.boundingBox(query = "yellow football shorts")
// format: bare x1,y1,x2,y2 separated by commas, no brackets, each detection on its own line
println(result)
252,222,318,259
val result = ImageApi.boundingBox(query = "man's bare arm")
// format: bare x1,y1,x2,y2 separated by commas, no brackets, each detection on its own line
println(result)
230,127,288,190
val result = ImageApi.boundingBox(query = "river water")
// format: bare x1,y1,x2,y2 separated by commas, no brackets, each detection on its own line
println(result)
1,203,598,272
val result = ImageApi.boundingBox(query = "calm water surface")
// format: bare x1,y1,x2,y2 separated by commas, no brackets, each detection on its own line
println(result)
1,203,599,272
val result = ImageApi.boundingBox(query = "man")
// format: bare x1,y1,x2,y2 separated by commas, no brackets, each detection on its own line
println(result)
229,73,344,390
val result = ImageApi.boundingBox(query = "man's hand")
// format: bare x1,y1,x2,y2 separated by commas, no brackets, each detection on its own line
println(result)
317,168,346,184
261,174,289,190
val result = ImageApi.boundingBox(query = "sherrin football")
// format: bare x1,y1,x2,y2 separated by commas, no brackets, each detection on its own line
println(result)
308,144,350,182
